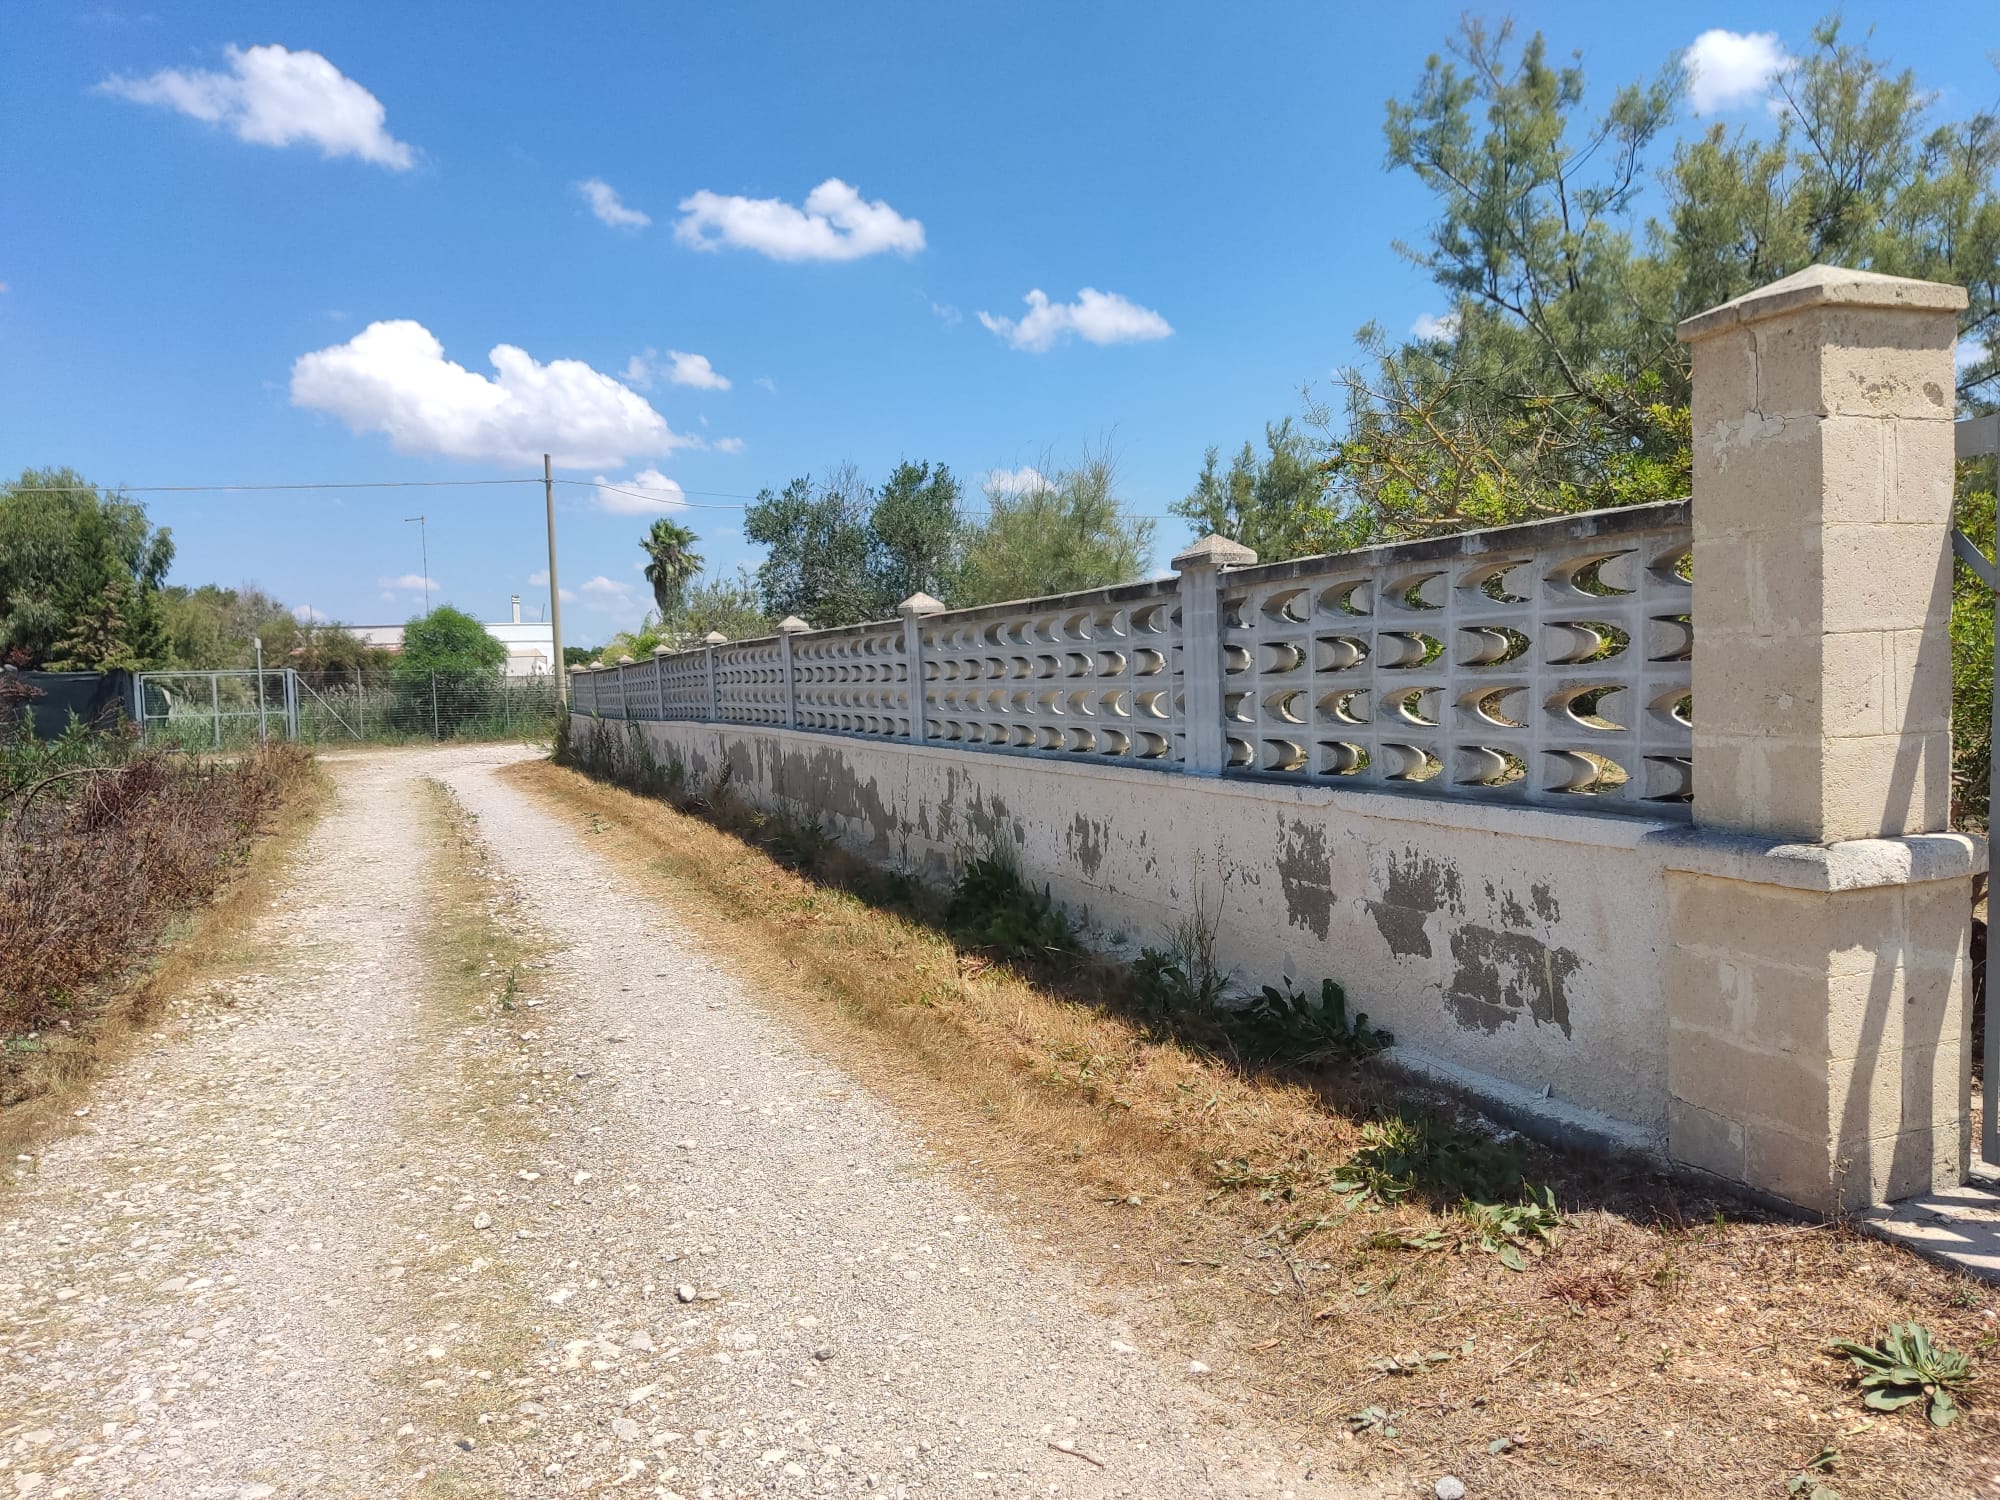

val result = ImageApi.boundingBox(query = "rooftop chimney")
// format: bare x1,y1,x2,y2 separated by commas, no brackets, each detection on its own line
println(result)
510,594,521,624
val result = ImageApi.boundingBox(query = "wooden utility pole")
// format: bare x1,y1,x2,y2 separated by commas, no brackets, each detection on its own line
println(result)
544,454,567,706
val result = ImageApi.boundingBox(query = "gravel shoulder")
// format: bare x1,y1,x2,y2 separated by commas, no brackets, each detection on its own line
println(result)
0,746,1379,1500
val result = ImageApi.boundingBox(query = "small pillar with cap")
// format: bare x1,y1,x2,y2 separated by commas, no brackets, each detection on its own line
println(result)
776,615,811,727
898,592,945,744
703,630,728,720
1172,535,1258,774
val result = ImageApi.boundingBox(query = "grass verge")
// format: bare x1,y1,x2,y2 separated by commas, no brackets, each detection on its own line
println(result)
509,754,1998,1500
0,743,326,1157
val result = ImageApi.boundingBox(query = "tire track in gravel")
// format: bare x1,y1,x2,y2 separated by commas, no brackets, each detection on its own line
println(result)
430,749,1376,1500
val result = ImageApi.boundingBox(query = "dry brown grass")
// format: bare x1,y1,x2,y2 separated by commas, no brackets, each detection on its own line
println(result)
509,756,2000,1500
0,743,326,1155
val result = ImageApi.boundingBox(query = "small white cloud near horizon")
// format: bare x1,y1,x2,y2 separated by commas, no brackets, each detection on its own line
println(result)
674,177,924,262
577,177,650,229
593,467,687,515
754,376,777,394
579,575,634,608
291,603,330,623
377,573,439,592
98,43,415,168
527,569,578,603
978,288,1173,353
291,320,693,468
984,465,1051,496
712,436,746,455
1411,311,1460,341
1685,29,1789,115
621,347,730,391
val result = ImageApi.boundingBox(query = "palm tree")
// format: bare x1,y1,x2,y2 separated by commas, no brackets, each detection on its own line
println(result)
639,519,703,620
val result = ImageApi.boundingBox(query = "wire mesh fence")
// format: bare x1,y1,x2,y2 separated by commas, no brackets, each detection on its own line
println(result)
136,669,562,748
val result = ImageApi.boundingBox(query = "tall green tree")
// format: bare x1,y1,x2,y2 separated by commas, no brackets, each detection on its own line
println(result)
0,468,174,668
639,518,704,618
744,467,878,626
959,457,1154,604
1172,420,1357,558
1315,16,1999,542
869,460,964,605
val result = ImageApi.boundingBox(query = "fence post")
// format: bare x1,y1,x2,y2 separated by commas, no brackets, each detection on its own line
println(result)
1171,535,1258,774
356,666,366,739
616,655,634,720
898,592,944,744
285,669,299,741
776,616,810,728
1663,263,1976,1211
210,672,220,750
431,672,441,741
703,632,727,721
653,643,671,722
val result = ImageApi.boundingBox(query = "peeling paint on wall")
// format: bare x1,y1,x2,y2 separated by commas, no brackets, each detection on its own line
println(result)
1366,848,1465,958
1067,813,1108,878
1445,925,1578,1037
1276,818,1334,940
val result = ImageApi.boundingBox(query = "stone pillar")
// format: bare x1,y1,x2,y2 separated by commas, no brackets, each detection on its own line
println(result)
1172,534,1257,774
703,631,727,721
651,643,670,721
898,592,944,745
776,616,810,729
1664,265,1977,1211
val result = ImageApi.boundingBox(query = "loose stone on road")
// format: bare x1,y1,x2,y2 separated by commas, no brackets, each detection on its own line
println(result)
1,746,1366,1498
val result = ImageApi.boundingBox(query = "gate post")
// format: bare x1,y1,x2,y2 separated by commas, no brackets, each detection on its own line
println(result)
1664,265,1979,1211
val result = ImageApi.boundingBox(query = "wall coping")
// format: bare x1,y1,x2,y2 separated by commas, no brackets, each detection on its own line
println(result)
1224,498,1689,588
1676,263,1968,343
1649,827,1986,893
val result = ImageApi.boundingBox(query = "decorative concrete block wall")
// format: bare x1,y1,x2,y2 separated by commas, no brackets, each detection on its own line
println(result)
571,265,1983,1214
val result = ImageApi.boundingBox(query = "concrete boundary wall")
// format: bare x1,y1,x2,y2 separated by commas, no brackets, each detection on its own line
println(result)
570,266,1987,1213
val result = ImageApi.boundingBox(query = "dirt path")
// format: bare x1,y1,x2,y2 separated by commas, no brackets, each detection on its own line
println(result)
0,747,1370,1500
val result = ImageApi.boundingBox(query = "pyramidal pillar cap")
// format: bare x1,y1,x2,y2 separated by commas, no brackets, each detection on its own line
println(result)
897,591,946,617
1171,534,1259,573
703,631,729,645
1677,263,1967,344
776,615,812,634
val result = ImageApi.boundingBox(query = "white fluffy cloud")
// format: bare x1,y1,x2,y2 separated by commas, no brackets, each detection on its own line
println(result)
978,288,1173,353
291,603,330,623
983,465,1051,496
1685,30,1788,115
577,178,650,229
291,320,693,468
527,569,577,603
621,347,730,391
1410,311,1460,340
711,436,746,455
579,575,634,610
378,573,439,592
674,178,924,262
98,43,414,168
592,468,687,515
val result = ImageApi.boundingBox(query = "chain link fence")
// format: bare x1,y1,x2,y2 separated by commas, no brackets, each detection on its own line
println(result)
137,669,562,748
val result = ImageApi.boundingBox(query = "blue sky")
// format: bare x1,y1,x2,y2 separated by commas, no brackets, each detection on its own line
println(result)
3,2,1994,643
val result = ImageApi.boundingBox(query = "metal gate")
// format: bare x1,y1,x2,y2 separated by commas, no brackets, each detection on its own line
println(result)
134,669,299,748
1950,411,2000,1170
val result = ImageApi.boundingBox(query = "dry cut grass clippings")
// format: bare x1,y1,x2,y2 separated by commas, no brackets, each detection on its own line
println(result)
510,755,2000,1500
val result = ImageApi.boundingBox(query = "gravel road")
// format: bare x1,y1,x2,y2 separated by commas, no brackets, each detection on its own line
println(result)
1,746,1375,1500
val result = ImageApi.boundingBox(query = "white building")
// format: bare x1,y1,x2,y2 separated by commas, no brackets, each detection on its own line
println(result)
352,596,556,678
